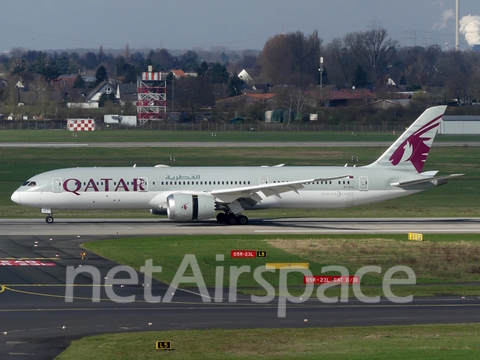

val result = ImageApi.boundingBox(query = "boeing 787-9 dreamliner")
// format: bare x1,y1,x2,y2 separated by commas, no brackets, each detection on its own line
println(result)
11,106,462,225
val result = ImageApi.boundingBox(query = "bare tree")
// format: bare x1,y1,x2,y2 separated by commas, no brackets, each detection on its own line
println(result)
278,86,308,124
5,77,19,115
175,77,214,121
259,30,322,88
325,37,354,87
343,29,398,84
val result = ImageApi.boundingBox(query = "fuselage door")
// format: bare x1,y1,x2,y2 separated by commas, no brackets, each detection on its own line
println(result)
359,176,368,191
259,176,269,184
52,177,62,193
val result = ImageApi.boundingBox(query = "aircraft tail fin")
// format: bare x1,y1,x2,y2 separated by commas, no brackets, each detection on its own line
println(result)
366,106,446,173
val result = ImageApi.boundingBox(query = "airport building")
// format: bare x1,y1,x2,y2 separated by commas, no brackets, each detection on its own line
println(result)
440,115,480,134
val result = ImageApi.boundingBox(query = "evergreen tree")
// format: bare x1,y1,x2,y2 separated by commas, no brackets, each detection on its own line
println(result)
73,74,85,88
352,64,370,88
98,93,107,107
228,74,245,97
95,65,108,85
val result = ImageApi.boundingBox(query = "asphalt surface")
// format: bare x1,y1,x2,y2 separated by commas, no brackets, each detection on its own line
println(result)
1,219,480,359
1,217,480,236
1,141,480,148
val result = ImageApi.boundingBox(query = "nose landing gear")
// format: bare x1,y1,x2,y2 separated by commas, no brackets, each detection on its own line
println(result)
42,209,54,223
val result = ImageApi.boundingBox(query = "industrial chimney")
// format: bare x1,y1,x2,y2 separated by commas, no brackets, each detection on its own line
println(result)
455,0,460,51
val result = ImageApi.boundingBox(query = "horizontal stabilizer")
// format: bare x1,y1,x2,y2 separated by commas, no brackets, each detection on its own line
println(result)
391,173,464,187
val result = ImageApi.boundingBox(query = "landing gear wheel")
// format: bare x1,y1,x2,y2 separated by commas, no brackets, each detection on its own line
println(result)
46,215,54,224
237,215,248,225
228,214,237,225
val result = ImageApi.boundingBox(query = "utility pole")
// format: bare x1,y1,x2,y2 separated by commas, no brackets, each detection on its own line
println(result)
318,56,324,107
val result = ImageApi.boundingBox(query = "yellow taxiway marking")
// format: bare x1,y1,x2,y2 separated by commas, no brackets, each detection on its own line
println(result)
266,262,309,269
0,285,5,293
2,285,115,302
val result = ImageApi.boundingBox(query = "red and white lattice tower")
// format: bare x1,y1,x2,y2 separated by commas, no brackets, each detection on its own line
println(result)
137,67,166,125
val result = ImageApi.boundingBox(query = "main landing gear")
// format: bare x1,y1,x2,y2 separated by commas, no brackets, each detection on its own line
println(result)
216,212,249,225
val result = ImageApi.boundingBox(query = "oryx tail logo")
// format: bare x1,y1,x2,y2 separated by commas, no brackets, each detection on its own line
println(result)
389,114,442,173
181,203,188,211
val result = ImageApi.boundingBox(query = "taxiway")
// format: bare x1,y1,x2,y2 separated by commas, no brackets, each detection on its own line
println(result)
1,219,480,359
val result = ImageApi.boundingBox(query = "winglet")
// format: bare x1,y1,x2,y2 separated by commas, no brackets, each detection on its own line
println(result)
366,106,446,173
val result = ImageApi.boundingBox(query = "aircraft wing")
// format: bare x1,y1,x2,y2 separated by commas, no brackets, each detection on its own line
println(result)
391,173,464,187
208,174,353,203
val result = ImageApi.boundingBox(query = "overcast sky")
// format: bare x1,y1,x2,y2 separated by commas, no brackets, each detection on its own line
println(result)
1,0,479,53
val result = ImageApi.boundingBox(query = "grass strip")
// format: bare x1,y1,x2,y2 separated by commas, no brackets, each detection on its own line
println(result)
56,323,480,360
83,234,480,296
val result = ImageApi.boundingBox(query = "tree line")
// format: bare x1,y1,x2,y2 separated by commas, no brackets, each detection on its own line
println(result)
1,28,480,121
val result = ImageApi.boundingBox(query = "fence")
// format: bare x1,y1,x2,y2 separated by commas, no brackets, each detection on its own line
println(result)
1,120,406,133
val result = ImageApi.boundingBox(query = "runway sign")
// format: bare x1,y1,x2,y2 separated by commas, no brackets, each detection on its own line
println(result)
408,233,423,241
156,341,172,350
231,250,267,258
0,260,56,266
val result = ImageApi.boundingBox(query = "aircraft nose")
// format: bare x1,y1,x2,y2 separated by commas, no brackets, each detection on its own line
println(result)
11,191,21,205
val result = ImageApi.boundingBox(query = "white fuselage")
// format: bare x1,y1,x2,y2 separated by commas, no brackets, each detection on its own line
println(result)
11,166,429,212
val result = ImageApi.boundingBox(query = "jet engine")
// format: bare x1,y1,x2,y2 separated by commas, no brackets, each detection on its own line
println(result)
150,208,167,216
166,193,216,221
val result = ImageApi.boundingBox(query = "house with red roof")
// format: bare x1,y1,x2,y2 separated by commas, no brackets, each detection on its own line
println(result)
306,87,376,107
171,70,186,79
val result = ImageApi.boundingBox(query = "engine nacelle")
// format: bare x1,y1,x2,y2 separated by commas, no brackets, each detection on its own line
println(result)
150,208,167,216
166,193,216,221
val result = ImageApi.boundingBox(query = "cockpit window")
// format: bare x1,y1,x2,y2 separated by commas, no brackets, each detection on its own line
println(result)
28,181,37,187
22,181,30,186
